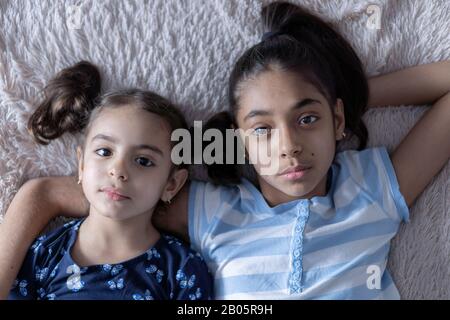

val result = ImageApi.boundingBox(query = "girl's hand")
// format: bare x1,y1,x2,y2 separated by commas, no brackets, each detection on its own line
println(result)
368,60,450,108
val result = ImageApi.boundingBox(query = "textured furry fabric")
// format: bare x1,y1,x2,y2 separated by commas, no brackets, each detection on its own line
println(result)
0,0,449,299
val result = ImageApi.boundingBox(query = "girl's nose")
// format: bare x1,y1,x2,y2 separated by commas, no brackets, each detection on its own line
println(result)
281,148,300,158
109,164,128,181
279,128,301,158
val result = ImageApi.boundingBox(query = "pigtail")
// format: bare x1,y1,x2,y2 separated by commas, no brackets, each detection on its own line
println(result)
261,1,369,150
202,111,243,186
28,61,102,145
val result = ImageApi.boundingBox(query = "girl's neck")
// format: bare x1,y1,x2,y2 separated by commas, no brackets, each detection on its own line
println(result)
72,209,160,267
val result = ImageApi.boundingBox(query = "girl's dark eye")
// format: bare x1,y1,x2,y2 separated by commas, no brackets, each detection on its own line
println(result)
298,115,319,125
135,157,153,167
95,148,112,157
253,127,271,136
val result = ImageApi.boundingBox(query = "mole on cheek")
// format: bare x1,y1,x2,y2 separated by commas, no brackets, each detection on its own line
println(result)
312,153,314,156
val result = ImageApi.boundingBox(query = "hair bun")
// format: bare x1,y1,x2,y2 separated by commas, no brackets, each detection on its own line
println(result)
28,61,102,144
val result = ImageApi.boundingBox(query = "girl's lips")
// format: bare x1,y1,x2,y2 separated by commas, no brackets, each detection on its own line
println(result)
101,187,130,201
104,191,129,201
280,167,311,180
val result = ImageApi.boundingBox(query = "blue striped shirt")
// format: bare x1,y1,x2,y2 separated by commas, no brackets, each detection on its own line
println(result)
188,147,409,299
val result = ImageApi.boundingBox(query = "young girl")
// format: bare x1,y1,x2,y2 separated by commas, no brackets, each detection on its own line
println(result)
1,2,449,299
8,61,212,300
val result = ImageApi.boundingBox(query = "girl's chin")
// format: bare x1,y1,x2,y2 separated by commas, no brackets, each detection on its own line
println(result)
277,179,317,198
88,204,128,219
280,187,311,199
263,181,309,199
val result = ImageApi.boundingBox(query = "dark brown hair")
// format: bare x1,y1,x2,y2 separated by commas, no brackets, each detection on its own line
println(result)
28,61,101,144
205,1,369,185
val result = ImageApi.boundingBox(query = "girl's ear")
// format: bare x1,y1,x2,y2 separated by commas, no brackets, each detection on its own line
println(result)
161,168,189,203
334,98,346,141
77,146,84,181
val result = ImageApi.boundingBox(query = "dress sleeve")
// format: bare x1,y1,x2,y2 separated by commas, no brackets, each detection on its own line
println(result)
173,252,214,300
336,146,410,223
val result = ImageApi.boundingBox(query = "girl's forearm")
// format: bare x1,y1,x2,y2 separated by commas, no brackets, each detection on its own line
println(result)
0,176,88,299
368,60,450,108
0,179,56,299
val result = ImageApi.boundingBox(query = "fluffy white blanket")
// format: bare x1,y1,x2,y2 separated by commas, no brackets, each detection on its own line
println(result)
0,0,449,299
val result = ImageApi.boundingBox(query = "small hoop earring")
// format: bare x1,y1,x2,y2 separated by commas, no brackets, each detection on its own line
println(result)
342,132,347,138
77,178,82,185
166,198,171,205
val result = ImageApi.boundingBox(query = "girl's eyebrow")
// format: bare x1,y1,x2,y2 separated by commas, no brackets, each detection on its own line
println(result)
91,134,164,157
243,98,321,122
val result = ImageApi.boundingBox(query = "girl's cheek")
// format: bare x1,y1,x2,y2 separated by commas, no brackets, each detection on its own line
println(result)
246,138,271,160
246,144,259,165
83,159,104,180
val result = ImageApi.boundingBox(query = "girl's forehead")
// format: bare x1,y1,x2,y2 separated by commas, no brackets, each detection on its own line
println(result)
86,106,172,146
238,69,329,115
246,69,322,98
94,106,169,130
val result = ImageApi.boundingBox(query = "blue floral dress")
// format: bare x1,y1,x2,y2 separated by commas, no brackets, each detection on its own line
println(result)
9,219,213,300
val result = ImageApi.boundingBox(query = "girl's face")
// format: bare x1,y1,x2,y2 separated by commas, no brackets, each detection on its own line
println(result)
236,68,345,206
78,105,187,221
